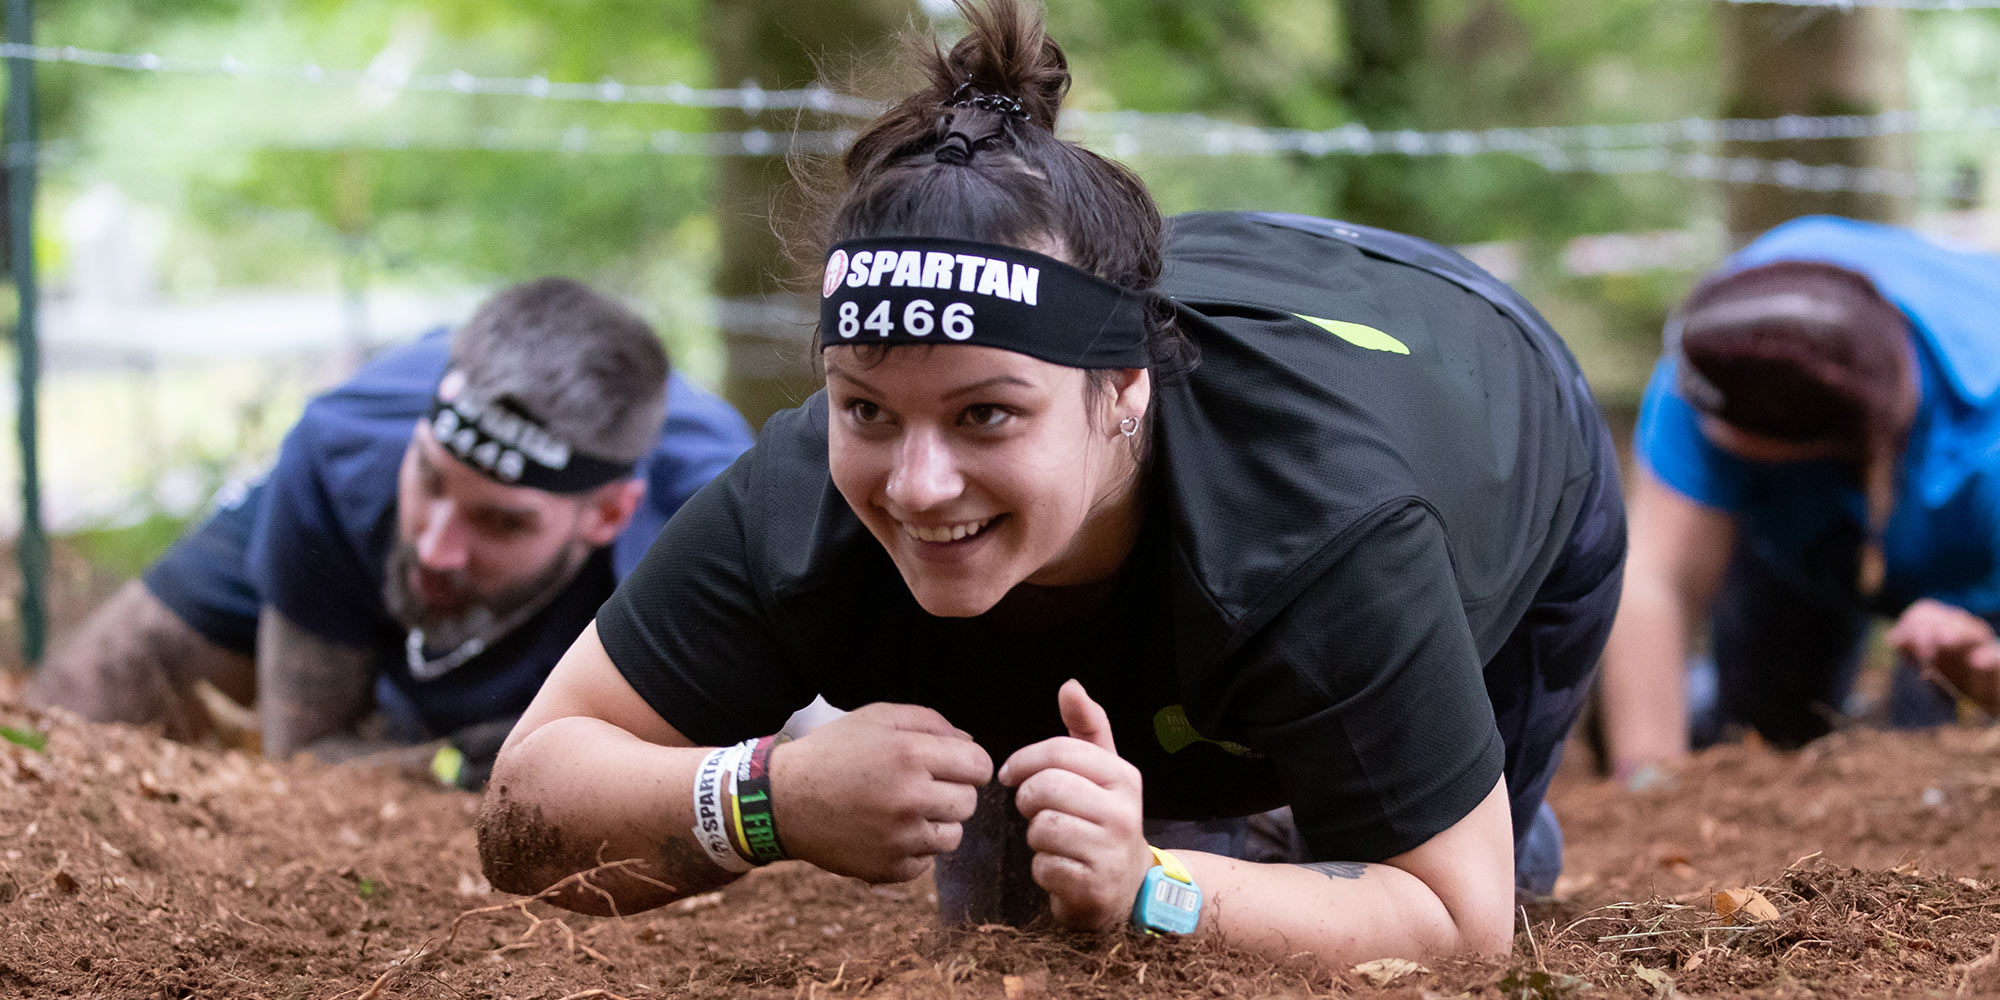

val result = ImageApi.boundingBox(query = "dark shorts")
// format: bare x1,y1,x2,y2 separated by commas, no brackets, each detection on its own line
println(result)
141,480,267,656
935,420,1627,922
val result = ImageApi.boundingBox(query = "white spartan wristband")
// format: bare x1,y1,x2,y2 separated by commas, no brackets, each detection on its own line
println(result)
690,742,753,873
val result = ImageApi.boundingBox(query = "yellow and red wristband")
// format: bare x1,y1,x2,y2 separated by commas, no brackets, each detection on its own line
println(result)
691,734,793,872
726,734,790,866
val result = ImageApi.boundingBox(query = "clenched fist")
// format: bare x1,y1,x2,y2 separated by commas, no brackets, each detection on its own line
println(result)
770,702,994,883
998,680,1152,932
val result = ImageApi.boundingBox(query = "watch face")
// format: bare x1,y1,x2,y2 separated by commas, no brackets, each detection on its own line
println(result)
1152,878,1200,914
1135,867,1202,936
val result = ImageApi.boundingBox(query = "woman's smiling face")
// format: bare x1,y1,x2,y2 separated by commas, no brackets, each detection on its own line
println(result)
825,344,1148,618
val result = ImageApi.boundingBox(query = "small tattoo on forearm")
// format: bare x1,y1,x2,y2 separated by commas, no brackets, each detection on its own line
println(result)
1294,860,1366,880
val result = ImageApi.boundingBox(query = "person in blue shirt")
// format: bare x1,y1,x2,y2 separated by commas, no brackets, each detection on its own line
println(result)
1599,217,2000,782
29,278,754,787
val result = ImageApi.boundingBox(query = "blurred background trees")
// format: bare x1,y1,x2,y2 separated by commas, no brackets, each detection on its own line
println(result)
0,0,1985,601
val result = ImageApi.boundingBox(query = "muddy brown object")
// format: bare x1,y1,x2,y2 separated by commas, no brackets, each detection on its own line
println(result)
1,694,1997,997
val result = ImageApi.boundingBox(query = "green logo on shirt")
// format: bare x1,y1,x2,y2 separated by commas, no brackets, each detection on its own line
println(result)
1295,313,1410,355
1153,705,1259,757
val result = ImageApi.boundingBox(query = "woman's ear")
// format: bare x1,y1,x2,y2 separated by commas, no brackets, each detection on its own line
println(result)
1108,367,1152,435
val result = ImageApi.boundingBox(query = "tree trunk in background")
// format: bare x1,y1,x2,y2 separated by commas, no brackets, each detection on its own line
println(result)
1719,5,1910,244
708,0,917,428
1332,0,1428,234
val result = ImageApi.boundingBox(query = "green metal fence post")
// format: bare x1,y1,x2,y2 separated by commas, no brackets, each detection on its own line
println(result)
6,0,47,668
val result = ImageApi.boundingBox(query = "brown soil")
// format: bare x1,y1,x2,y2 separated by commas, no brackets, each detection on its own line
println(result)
0,699,1995,1000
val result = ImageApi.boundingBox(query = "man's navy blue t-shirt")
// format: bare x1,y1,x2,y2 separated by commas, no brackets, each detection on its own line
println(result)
145,327,754,737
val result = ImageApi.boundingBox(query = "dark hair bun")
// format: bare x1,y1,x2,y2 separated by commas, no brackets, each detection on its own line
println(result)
936,0,1068,132
843,0,1070,180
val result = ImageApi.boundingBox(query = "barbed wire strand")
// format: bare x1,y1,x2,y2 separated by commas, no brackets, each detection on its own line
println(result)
1061,106,2000,158
0,42,881,117
6,126,1931,199
8,40,2000,156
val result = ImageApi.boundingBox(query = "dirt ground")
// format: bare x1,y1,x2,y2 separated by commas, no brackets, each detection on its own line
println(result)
3,540,1999,998
0,695,1993,1000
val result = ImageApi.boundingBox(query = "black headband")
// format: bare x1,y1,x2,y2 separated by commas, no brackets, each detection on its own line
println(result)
425,369,635,493
818,238,1149,369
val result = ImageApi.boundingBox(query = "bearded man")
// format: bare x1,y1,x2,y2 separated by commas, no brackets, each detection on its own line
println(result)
29,278,753,787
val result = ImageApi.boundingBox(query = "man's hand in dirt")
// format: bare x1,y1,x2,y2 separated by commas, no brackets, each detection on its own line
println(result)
1888,598,2000,715
997,680,1151,933
769,702,992,884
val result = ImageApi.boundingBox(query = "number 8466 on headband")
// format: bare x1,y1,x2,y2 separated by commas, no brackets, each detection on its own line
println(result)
834,299,978,341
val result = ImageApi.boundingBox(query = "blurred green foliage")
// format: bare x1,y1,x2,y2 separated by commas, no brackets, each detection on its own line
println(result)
1044,0,1724,405
28,1,1717,310
63,512,194,578
12,0,1999,481
28,0,726,371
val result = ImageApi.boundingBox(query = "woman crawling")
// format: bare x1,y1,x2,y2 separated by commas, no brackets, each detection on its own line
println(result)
477,0,1624,963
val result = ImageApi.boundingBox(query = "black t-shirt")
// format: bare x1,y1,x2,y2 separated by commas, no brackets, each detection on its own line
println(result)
597,212,1598,861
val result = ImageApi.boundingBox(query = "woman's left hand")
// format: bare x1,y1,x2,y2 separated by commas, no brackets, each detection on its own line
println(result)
997,679,1153,932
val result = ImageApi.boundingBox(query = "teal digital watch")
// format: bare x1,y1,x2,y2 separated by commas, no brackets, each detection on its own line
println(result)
1131,846,1202,936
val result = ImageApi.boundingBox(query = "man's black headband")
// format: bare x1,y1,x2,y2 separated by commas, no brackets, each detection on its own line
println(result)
818,238,1150,369
426,369,634,493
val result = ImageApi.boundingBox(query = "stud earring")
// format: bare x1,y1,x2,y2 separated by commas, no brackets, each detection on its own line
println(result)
1119,415,1139,438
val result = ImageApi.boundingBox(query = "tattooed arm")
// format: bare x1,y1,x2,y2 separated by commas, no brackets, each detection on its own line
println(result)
255,606,382,762
1155,777,1516,960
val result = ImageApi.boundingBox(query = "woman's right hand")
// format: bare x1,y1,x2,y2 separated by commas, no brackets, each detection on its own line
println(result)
770,702,994,883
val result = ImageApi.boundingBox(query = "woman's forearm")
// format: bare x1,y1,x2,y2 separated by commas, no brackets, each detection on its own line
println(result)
1171,779,1514,963
477,715,735,915
1177,853,1512,962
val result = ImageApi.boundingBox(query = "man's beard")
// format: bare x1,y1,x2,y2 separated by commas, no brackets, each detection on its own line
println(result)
381,540,585,655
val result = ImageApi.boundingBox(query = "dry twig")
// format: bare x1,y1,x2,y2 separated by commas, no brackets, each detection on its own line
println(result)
441,857,668,962
355,938,436,1000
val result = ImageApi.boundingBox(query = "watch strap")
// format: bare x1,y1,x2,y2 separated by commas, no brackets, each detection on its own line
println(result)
1148,845,1194,884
